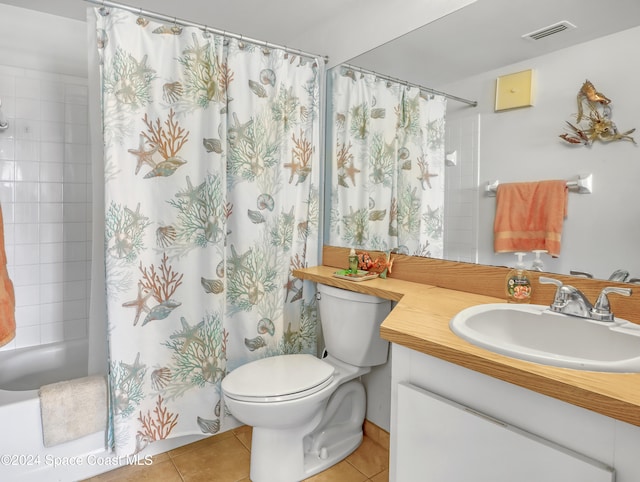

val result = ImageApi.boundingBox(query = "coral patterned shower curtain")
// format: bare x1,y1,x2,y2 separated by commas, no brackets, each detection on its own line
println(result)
93,7,321,455
327,66,446,257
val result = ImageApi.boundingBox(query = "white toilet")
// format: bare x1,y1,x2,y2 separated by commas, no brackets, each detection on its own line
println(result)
221,283,391,482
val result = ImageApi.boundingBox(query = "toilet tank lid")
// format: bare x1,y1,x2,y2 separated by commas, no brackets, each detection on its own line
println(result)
222,354,334,400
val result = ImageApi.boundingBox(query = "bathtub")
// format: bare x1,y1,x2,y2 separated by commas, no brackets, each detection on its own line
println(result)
0,338,208,481
0,339,112,481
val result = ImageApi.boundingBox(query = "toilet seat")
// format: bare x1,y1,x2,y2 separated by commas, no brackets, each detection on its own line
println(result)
222,354,335,403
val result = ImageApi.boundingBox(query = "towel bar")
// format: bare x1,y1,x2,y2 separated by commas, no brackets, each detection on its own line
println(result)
485,173,592,196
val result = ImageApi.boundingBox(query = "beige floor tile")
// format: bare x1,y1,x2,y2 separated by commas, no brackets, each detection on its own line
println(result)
369,468,390,482
346,436,389,478
83,428,389,482
84,459,182,482
149,452,172,464
363,421,389,451
172,434,250,482
303,459,368,482
168,431,235,458
233,425,252,451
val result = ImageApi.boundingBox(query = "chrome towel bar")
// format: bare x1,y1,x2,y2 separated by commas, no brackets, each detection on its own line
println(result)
485,173,592,196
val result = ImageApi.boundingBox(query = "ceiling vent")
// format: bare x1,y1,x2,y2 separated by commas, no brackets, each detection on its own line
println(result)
522,21,576,41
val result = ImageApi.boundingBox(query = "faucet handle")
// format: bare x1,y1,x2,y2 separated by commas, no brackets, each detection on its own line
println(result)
570,270,594,279
539,276,563,288
591,286,633,322
539,277,566,308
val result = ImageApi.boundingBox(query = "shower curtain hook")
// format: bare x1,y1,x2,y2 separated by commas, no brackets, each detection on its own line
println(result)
170,17,182,35
98,1,109,16
203,26,211,38
136,8,149,27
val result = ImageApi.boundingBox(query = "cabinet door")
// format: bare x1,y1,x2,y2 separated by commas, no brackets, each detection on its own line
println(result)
395,382,614,482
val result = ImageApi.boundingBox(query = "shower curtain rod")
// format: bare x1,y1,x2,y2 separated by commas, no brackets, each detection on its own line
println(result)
342,63,478,107
85,0,329,64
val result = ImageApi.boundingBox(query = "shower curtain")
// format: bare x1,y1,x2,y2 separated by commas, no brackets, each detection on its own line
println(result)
327,66,446,257
92,7,321,455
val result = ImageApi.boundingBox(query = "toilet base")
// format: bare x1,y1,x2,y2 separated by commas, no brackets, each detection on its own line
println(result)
249,379,367,482
302,423,363,478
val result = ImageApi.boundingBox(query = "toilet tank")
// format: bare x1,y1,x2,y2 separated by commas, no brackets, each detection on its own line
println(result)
317,283,391,367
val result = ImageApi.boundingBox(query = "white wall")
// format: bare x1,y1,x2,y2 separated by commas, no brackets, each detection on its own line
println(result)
442,26,640,280
294,0,477,67
0,4,90,352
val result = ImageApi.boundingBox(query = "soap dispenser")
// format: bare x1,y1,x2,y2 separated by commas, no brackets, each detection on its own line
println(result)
506,252,532,303
531,250,547,272
348,248,358,274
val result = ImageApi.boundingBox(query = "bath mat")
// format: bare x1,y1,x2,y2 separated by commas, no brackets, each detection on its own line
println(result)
39,375,107,447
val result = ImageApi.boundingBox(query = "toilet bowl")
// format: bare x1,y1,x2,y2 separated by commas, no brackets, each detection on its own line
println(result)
221,284,391,482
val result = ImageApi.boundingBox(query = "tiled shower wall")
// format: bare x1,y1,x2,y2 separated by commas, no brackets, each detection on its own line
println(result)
443,114,480,264
0,64,90,352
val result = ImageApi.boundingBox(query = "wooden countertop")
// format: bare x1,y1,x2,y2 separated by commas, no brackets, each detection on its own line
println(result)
294,264,640,428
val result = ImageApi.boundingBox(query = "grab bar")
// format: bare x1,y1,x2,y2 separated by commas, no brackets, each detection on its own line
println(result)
485,173,592,196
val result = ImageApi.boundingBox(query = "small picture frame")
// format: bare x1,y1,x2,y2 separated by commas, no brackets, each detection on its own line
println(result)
495,69,534,111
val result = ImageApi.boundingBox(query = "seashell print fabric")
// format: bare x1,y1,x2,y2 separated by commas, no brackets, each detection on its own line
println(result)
94,7,321,456
327,67,446,258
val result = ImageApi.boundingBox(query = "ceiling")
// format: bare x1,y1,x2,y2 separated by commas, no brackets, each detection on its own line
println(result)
2,0,640,86
350,0,640,87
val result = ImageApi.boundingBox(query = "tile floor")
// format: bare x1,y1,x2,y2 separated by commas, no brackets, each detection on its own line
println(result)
84,425,389,482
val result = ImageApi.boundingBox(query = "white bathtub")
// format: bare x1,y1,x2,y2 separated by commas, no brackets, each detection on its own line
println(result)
0,339,113,481
0,339,208,481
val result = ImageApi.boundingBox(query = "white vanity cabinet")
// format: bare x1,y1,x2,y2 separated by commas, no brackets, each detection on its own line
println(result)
389,344,640,482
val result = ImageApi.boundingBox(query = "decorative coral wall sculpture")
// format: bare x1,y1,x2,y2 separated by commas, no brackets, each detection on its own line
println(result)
559,80,636,146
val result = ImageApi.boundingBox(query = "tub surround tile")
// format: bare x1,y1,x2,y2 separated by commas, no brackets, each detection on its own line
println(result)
1,63,90,354
15,97,40,119
0,139,16,162
15,77,41,99
40,100,65,122
13,244,38,265
40,320,64,344
40,82,66,102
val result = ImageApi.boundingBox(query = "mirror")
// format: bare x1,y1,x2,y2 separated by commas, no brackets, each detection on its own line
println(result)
332,0,640,283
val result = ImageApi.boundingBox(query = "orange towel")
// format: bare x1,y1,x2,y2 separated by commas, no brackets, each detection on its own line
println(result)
0,204,15,347
493,180,568,257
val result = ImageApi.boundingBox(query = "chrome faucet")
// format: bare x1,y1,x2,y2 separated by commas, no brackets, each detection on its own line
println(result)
539,276,632,322
591,287,633,321
539,277,593,318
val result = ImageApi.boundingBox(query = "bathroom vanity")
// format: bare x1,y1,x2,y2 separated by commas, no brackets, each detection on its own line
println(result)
294,248,640,481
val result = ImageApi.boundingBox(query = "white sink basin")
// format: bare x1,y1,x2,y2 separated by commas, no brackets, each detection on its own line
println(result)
450,303,640,372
